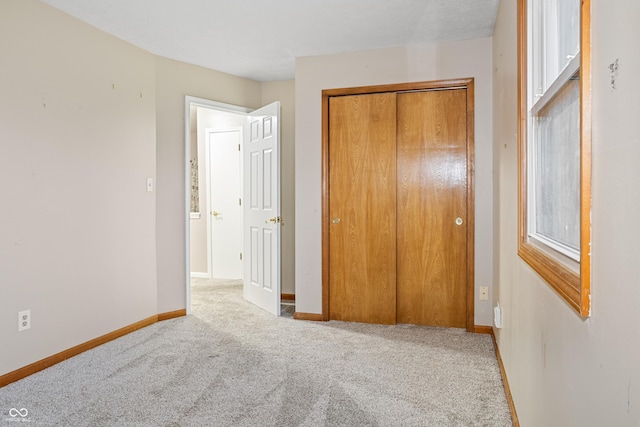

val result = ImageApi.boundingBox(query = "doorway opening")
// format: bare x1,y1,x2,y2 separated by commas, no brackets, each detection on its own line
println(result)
184,96,283,316
185,97,250,314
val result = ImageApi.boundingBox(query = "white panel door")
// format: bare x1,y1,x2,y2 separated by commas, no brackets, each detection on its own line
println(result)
207,128,242,279
243,102,281,315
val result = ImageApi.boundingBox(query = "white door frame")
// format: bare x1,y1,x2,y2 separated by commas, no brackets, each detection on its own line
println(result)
184,96,251,315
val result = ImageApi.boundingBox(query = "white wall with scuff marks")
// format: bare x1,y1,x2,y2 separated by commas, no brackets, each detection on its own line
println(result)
493,0,640,424
0,0,158,376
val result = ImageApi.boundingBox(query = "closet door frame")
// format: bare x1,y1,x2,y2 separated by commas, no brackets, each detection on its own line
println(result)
321,78,476,331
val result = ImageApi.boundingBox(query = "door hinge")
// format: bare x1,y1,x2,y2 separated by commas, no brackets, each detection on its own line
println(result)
240,252,243,260
239,198,242,206
238,143,240,151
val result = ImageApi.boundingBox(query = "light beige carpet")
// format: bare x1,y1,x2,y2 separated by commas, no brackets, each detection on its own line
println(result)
0,280,512,426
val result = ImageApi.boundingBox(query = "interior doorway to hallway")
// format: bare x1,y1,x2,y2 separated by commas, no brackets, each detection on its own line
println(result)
185,97,250,313
184,96,284,317
188,106,245,280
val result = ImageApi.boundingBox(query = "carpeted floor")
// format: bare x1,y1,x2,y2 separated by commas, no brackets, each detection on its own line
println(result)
0,280,512,426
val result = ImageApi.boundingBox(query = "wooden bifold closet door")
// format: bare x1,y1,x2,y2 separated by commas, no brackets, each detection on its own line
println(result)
327,86,469,328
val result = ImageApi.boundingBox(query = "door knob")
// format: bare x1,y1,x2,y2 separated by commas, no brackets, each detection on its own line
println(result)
332,217,341,224
265,216,284,225
211,211,220,217
455,217,463,226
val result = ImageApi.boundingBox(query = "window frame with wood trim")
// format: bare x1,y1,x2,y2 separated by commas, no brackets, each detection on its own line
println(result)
517,0,592,316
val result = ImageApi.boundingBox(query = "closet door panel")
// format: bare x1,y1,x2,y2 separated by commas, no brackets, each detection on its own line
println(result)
396,89,468,327
328,93,397,324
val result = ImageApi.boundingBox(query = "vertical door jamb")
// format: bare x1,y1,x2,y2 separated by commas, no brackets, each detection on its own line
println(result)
321,94,331,321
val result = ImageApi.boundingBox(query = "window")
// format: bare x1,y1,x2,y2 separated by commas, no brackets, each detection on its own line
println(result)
518,0,591,315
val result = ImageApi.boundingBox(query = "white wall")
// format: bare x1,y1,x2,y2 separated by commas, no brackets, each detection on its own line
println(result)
155,59,300,310
493,0,640,425
0,0,157,376
155,57,263,313
294,40,495,325
0,0,296,378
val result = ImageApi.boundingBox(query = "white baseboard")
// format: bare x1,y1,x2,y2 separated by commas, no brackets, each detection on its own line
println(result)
190,272,211,279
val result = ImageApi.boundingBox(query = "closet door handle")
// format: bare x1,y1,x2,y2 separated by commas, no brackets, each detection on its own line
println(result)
455,217,463,226
332,217,341,224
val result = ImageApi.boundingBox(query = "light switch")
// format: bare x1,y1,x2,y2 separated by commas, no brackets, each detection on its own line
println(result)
146,178,153,192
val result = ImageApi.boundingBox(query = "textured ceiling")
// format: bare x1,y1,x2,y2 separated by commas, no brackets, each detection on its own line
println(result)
40,0,500,82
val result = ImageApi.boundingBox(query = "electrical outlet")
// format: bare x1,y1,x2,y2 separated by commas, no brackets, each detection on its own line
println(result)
479,286,489,301
18,310,31,332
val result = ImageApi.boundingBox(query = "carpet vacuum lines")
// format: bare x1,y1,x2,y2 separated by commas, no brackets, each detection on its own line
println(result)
0,280,512,426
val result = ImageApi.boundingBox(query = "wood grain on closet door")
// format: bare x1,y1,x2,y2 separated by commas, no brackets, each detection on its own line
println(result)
396,89,468,327
328,93,397,324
